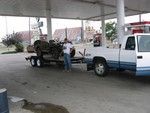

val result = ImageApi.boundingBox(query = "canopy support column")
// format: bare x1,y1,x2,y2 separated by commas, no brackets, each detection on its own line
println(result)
117,0,125,44
101,2,106,47
46,0,52,41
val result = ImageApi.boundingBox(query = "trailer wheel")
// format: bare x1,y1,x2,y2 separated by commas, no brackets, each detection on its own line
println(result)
94,60,109,77
30,58,37,67
36,58,43,67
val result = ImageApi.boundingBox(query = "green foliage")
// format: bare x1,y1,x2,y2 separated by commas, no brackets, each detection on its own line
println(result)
1,51,17,54
2,32,23,48
105,21,117,40
2,34,15,47
15,41,24,52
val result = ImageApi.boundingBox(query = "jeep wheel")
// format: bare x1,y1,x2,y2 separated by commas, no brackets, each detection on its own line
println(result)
36,48,43,57
94,60,109,77
51,48,60,59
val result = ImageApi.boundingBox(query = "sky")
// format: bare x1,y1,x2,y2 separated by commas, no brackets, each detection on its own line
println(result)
0,13,150,41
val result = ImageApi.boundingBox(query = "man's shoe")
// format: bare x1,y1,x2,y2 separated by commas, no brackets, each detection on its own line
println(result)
67,70,72,72
63,70,67,72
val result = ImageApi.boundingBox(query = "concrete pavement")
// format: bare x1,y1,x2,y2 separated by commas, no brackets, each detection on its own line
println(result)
0,53,150,113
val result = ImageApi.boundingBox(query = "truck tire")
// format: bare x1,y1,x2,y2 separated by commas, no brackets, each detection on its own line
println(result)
30,57,37,67
94,60,109,77
51,48,60,59
36,48,43,57
36,58,43,67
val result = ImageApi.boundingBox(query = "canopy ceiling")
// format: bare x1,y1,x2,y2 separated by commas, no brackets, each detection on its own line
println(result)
0,0,149,20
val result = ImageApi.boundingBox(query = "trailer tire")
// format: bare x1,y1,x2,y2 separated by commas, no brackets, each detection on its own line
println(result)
36,58,43,67
94,60,109,77
30,58,37,67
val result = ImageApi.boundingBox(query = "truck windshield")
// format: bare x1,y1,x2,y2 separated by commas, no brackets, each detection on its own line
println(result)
137,35,150,52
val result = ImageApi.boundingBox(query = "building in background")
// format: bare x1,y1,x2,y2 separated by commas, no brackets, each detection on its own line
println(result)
17,31,33,46
52,27,82,43
84,21,97,42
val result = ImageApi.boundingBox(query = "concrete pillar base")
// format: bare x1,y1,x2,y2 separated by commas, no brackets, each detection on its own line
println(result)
0,89,9,113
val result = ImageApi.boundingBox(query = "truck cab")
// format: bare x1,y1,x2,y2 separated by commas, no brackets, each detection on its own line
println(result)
120,34,150,76
85,21,150,77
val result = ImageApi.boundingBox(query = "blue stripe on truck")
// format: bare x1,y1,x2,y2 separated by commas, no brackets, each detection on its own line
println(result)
85,59,136,70
107,60,136,70
136,67,150,76
107,60,120,68
85,58,150,76
136,70,150,76
120,61,136,70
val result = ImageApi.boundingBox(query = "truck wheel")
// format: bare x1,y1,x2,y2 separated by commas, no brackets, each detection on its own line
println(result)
36,48,43,57
94,60,109,77
51,48,60,59
36,58,43,67
30,58,37,67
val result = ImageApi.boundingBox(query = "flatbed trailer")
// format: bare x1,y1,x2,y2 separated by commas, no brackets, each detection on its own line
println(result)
25,55,84,67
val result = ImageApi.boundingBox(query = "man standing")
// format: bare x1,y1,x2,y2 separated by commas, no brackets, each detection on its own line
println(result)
63,38,74,72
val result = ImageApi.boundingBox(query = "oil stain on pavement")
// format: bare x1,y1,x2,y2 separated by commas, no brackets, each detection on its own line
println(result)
22,101,70,113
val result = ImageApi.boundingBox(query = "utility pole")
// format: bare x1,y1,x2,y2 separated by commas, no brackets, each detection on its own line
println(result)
29,17,31,45
5,16,8,34
81,20,84,42
139,14,142,22
65,28,68,39
5,16,9,51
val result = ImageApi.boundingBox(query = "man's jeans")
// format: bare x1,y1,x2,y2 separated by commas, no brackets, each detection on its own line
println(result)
64,53,72,70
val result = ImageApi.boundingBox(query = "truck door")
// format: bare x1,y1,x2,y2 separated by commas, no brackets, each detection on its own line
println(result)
136,34,150,76
120,36,136,70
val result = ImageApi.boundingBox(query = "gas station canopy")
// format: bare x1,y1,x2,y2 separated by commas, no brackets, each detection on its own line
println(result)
0,0,149,20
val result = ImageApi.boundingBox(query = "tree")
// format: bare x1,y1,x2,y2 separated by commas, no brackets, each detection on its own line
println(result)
105,21,117,40
2,34,15,48
2,32,23,52
15,41,24,52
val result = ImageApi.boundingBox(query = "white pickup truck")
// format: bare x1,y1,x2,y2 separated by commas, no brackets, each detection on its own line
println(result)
84,33,150,77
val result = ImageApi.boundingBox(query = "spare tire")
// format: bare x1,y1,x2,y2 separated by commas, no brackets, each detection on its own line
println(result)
71,49,75,58
51,48,60,59
34,40,49,50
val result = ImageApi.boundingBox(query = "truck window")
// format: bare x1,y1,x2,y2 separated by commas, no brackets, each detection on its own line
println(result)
137,35,150,52
125,36,135,50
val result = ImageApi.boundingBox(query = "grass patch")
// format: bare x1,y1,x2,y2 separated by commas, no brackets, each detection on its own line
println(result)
1,51,17,54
